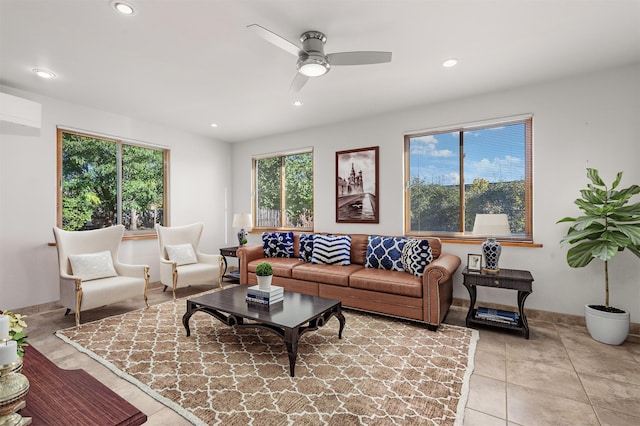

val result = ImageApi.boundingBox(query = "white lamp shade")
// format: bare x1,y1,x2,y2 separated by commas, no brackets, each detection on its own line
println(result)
232,213,252,229
472,214,510,237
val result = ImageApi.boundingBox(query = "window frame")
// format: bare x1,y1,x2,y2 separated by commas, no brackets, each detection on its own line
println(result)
403,115,533,242
251,148,314,232
56,128,170,239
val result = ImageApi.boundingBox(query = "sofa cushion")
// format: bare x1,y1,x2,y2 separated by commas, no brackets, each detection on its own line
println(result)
365,236,408,271
292,263,364,286
247,258,303,278
349,268,422,297
311,234,351,265
69,250,118,281
401,239,433,277
262,232,294,258
299,233,314,262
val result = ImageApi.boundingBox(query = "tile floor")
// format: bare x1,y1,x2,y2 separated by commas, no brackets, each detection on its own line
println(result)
18,283,640,425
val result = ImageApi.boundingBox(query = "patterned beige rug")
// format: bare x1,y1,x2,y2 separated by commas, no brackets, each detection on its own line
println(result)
56,289,478,425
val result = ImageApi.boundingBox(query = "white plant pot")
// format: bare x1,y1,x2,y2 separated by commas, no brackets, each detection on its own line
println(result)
256,275,272,291
584,304,630,345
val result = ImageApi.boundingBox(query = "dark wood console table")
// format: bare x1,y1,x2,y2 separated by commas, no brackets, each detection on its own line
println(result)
20,345,147,425
462,267,534,339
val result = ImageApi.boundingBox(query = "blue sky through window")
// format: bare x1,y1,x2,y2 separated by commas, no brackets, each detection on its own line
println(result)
410,123,525,185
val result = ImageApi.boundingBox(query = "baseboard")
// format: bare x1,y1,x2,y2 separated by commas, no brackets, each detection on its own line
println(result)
452,297,640,344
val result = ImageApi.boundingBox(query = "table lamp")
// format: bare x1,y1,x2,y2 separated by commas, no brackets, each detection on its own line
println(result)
232,213,252,246
472,213,510,274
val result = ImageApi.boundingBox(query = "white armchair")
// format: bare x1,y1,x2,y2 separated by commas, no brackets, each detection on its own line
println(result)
53,225,149,326
155,223,223,298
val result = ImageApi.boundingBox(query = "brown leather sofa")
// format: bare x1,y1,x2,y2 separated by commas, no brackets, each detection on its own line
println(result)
237,233,461,330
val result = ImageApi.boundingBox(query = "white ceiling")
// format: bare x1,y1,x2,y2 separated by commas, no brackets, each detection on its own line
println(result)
1,0,639,143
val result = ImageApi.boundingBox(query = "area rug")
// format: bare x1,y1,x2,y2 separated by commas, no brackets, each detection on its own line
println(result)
56,290,478,425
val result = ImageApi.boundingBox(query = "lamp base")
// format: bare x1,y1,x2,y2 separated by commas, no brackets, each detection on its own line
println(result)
237,229,247,246
482,268,500,275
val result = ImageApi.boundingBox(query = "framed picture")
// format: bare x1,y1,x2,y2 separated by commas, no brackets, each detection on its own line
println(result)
336,146,379,223
467,254,482,272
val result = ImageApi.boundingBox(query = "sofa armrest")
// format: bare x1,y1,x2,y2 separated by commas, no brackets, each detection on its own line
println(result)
422,253,461,327
237,245,264,284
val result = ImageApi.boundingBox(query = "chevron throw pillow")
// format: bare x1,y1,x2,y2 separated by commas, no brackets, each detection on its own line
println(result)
365,236,408,271
311,235,351,265
299,233,314,262
401,239,433,277
261,232,294,258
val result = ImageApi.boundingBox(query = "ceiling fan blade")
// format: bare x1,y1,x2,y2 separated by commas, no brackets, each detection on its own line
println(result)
289,73,309,92
247,24,301,57
327,51,392,66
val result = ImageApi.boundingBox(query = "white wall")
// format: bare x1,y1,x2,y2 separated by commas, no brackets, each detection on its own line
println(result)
0,86,232,311
232,64,640,322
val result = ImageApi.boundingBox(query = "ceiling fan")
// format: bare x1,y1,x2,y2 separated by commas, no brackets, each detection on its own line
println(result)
247,24,392,92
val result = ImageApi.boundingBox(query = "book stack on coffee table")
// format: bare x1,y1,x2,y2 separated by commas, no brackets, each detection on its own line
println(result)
246,285,284,305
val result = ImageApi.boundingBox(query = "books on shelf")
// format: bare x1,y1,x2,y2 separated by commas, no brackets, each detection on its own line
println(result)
475,307,520,325
246,285,283,305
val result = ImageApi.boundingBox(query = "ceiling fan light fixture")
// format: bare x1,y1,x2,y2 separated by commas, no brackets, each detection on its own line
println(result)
297,56,329,77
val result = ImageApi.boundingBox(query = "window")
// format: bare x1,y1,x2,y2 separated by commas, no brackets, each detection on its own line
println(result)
404,116,532,241
57,129,168,235
253,150,313,230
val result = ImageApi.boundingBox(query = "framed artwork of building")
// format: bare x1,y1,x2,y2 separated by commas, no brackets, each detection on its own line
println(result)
336,146,379,223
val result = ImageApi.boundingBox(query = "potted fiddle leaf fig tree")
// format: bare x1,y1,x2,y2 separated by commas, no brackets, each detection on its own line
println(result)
255,261,273,290
557,168,640,345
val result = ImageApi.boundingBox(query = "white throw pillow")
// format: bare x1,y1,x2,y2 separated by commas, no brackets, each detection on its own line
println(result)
69,251,118,281
166,243,198,266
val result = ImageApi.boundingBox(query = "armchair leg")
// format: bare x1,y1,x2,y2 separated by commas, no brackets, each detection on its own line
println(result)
74,278,83,327
172,264,178,300
162,285,168,292
143,266,150,308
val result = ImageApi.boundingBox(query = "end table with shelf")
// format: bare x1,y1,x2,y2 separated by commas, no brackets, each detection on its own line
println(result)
462,267,534,339
220,246,241,283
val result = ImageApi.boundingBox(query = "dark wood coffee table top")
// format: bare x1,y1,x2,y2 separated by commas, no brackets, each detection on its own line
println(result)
182,285,346,376
20,345,147,426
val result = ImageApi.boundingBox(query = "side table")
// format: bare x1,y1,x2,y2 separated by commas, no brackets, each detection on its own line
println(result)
462,267,534,339
220,246,240,283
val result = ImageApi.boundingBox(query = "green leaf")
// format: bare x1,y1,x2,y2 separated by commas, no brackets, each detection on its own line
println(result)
566,241,599,267
587,168,605,187
615,223,640,245
556,216,577,224
612,201,640,216
627,244,640,259
611,171,623,190
601,230,631,247
571,216,599,231
590,239,619,262
559,224,603,246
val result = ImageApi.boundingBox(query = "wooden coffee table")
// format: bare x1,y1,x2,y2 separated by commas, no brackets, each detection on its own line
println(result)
182,286,346,377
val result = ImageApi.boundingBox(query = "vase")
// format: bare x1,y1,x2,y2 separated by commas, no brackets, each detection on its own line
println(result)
481,238,502,272
256,275,272,291
585,304,629,345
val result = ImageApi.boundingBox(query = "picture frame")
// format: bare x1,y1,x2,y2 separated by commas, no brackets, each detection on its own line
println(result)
467,254,482,272
336,146,379,223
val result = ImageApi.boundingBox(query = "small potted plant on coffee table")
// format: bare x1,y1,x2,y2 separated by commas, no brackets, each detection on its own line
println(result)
255,262,273,290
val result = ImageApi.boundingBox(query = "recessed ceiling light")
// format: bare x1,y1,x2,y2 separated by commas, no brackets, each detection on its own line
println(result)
442,58,458,68
32,68,56,79
292,101,304,107
111,1,135,15
210,123,218,128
